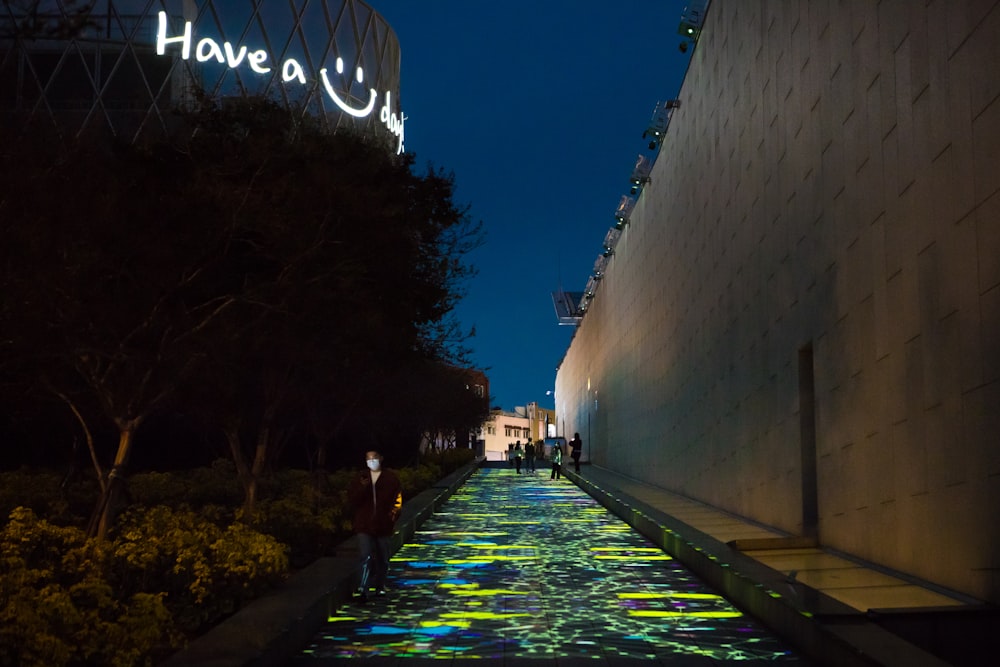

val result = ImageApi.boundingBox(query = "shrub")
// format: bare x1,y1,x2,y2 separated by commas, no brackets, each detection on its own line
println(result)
397,463,441,498
110,506,289,634
253,471,348,567
0,505,289,666
421,446,477,473
128,459,241,512
0,470,62,519
0,507,177,667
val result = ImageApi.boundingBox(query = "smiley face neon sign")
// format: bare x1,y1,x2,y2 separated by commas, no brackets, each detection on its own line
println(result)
155,11,405,154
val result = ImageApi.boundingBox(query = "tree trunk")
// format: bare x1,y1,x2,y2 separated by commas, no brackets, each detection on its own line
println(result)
225,422,270,522
88,419,140,540
224,425,254,521
243,427,269,519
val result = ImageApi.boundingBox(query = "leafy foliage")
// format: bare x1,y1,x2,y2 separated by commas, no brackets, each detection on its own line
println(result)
111,506,288,632
0,507,177,667
0,504,288,666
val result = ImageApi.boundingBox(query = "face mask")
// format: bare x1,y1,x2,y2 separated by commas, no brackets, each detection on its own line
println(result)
366,459,381,471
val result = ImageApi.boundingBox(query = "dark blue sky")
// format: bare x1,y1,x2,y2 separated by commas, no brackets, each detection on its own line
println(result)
371,1,693,412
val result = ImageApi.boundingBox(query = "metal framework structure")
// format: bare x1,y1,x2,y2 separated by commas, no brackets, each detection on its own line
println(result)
0,0,402,144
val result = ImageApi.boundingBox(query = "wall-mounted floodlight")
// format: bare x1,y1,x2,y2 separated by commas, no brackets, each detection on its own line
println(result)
593,254,609,279
678,0,709,51
630,154,652,194
642,100,680,149
678,0,709,38
603,227,622,256
579,275,599,312
614,195,636,229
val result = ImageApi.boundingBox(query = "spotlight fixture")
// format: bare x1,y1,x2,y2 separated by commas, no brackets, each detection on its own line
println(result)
678,0,708,40
642,100,681,149
630,154,652,194
603,227,622,256
614,196,635,229
593,254,609,279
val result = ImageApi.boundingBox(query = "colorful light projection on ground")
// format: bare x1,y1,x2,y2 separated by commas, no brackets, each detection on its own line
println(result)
299,468,802,661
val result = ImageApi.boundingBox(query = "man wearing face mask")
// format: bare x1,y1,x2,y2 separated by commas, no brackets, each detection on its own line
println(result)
347,450,403,602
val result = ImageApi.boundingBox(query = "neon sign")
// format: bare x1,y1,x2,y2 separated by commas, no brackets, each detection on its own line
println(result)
155,12,406,154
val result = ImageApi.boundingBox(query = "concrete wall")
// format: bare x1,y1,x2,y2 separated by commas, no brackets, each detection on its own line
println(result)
555,0,1000,603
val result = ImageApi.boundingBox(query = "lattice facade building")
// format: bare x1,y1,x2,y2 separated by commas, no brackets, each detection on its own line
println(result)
1,0,403,147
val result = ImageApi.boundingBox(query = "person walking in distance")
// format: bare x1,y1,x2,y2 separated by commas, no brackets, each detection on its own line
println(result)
347,450,402,602
550,442,563,480
524,438,536,473
513,441,523,474
569,432,583,473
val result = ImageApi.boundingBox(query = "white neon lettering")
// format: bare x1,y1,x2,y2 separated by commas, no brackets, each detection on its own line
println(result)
380,91,405,154
319,68,377,118
224,42,248,68
248,50,270,74
196,38,223,63
156,11,191,59
282,59,306,84
153,13,404,148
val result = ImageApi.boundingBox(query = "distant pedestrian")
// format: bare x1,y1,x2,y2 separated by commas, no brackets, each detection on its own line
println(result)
569,432,583,473
550,442,563,480
513,441,523,473
524,438,536,472
347,450,402,602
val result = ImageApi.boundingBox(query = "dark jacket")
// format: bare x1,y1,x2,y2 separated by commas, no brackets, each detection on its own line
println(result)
348,468,403,536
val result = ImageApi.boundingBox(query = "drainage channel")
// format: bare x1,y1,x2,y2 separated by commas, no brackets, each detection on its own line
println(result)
293,467,807,662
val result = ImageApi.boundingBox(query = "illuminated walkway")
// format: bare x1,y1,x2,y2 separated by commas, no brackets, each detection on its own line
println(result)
296,467,803,662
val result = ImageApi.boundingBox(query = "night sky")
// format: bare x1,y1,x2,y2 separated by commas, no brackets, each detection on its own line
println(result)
369,1,693,412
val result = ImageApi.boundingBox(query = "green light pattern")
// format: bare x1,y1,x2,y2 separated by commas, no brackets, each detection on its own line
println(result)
299,468,802,661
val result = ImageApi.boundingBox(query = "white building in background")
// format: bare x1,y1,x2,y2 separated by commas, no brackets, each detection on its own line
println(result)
479,403,556,462
479,410,529,463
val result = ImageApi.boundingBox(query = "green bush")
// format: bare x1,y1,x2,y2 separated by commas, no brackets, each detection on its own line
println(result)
128,459,241,512
110,505,288,633
253,470,349,567
0,468,97,527
0,505,289,666
420,446,477,473
0,507,177,667
397,463,441,498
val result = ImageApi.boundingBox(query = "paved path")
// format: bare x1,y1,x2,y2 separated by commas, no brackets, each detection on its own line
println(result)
295,467,804,663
